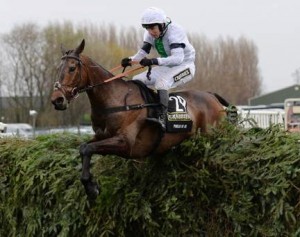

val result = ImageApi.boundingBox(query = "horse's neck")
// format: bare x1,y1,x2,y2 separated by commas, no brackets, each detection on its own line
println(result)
84,59,128,108
85,58,112,85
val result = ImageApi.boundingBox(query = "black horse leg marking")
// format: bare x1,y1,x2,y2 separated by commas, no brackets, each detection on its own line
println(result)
79,136,129,199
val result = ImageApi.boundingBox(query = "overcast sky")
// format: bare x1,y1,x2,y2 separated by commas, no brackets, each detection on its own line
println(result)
1,0,300,93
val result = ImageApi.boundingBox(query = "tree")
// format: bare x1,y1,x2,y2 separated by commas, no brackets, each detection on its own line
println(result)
1,23,45,122
292,68,300,84
188,35,261,105
0,22,262,127
0,57,7,121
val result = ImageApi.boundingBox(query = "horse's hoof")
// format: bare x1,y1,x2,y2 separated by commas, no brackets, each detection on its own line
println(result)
86,182,100,200
87,192,98,201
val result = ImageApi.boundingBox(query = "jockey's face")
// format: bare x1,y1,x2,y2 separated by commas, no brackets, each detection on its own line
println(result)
145,25,161,38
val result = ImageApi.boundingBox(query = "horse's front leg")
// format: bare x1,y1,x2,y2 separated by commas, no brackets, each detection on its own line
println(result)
79,144,99,201
79,135,129,200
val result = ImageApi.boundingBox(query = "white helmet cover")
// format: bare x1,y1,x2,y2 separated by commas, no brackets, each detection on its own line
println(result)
141,7,167,25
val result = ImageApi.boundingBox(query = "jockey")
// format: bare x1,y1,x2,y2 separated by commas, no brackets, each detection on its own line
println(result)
121,7,196,131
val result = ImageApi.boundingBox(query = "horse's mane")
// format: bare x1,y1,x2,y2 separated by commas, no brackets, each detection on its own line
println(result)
80,54,114,78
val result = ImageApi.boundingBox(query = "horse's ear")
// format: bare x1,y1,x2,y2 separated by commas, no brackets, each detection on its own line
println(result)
74,39,85,55
61,44,67,55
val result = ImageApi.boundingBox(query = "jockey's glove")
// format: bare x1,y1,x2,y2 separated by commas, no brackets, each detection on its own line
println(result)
121,57,132,67
140,58,158,67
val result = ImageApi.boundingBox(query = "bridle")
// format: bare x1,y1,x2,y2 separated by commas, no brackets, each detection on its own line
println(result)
53,53,83,102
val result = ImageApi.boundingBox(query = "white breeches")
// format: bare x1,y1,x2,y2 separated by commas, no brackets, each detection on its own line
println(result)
132,62,195,90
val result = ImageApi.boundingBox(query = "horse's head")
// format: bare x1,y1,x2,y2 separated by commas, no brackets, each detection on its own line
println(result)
51,39,87,110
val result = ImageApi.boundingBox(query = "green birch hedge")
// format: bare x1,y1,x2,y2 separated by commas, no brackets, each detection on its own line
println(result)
0,123,300,237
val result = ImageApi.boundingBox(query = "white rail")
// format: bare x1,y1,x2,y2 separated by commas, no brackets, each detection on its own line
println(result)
238,109,285,129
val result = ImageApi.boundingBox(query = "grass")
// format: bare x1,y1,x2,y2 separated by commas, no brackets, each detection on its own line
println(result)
0,123,300,236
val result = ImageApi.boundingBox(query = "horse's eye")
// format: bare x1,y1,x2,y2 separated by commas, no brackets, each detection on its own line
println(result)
69,66,76,73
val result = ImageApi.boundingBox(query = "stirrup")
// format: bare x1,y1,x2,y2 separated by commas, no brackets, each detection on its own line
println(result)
146,117,166,132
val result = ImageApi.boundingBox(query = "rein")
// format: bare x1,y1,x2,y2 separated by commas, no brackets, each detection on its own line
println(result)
55,52,144,96
77,65,144,93
55,54,158,114
81,63,160,115
109,65,123,73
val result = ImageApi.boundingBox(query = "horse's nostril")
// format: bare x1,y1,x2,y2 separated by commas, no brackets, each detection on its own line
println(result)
52,97,64,105
51,96,67,110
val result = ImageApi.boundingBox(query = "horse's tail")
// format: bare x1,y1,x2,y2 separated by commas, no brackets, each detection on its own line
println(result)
210,92,230,107
209,92,238,124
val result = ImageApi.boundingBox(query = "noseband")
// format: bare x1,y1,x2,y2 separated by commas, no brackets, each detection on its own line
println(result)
53,54,83,102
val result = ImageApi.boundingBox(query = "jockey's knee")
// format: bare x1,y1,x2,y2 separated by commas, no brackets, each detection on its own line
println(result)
155,80,170,90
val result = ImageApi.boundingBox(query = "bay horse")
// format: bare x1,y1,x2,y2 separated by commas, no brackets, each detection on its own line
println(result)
51,39,236,200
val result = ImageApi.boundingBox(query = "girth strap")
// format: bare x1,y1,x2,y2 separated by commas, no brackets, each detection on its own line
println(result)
98,103,161,115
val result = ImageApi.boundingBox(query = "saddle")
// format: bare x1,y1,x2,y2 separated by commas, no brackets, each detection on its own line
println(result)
132,81,193,133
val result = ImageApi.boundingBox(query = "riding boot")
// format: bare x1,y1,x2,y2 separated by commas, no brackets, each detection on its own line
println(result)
146,89,169,132
157,89,169,131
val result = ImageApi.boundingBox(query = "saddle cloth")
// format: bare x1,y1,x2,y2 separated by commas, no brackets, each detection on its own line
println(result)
166,94,193,133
